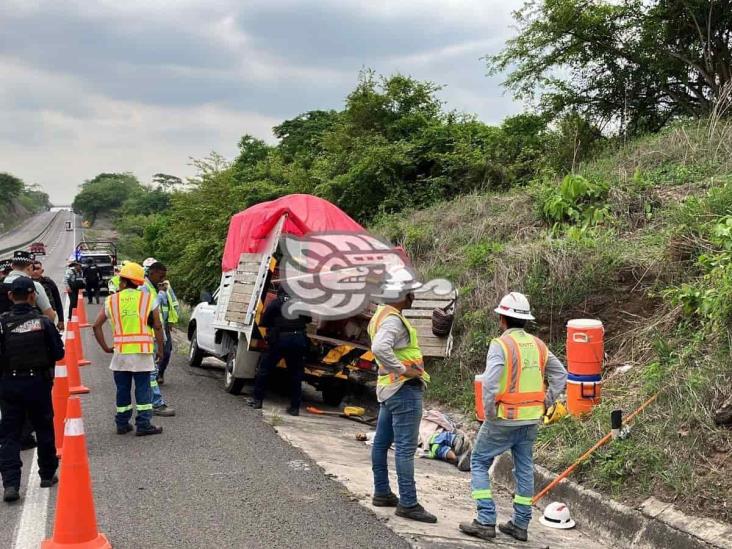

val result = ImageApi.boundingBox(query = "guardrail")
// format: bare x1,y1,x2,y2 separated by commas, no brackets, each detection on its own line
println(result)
0,211,65,260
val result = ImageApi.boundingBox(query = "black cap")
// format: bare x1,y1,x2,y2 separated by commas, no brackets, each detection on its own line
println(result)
10,276,36,294
12,250,34,265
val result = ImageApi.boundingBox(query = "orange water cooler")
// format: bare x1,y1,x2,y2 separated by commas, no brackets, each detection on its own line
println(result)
566,319,604,415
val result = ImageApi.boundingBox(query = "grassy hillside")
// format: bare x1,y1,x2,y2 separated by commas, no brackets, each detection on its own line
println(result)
372,118,732,522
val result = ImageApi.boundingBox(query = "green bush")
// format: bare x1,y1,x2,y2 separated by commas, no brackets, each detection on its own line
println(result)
539,174,610,227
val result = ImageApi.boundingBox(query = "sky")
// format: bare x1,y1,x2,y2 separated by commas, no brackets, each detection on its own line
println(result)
0,0,525,204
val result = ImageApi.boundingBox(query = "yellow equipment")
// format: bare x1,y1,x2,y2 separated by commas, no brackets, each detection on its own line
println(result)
543,401,568,425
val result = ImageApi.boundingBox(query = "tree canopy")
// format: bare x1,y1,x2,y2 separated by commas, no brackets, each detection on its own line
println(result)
488,0,732,134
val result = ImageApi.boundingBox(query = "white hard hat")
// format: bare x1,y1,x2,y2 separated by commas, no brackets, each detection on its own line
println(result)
142,257,157,268
494,292,535,320
540,502,576,529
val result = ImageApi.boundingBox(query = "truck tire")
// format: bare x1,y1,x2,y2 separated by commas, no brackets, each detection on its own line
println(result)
188,328,205,368
322,379,348,407
224,352,245,395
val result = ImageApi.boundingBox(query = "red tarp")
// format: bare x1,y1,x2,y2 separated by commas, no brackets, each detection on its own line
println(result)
221,194,366,271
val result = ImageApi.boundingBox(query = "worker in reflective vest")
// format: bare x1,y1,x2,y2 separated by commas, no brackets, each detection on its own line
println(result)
155,280,180,385
367,286,436,525
92,262,164,436
459,292,567,543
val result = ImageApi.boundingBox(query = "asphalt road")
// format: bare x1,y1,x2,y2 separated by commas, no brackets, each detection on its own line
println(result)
0,211,58,255
1,214,409,549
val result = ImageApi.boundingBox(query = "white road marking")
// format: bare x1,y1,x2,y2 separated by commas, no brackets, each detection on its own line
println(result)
12,450,50,549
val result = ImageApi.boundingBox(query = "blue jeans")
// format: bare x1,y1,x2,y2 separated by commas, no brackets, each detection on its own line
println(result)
114,371,153,429
428,431,457,460
470,421,538,528
371,383,423,507
158,324,173,377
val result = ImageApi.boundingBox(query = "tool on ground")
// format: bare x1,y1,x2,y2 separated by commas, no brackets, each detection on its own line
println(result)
77,291,91,328
51,362,70,457
306,406,366,417
71,312,91,366
42,397,111,549
540,502,576,529
532,391,660,505
64,327,89,395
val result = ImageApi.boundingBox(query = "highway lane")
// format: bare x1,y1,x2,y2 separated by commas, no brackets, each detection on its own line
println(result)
0,211,58,255
0,209,76,548
2,215,408,548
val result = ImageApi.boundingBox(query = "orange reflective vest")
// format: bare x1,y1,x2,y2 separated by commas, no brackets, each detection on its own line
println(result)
105,288,154,354
493,330,548,420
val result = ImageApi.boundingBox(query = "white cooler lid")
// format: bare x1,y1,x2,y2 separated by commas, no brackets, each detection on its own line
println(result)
567,318,603,329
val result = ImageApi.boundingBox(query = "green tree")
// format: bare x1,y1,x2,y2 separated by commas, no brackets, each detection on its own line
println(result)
0,172,24,201
152,173,183,191
489,0,732,134
73,173,142,218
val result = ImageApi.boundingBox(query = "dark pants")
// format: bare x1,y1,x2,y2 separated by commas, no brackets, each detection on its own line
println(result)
86,283,100,304
254,332,308,408
0,376,58,488
113,371,153,430
68,288,79,318
158,325,173,377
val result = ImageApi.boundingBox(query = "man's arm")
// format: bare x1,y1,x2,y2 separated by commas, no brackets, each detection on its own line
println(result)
544,351,568,407
48,279,65,326
152,308,164,362
259,299,281,328
43,318,65,362
34,281,56,322
92,307,113,353
482,341,506,421
371,316,408,376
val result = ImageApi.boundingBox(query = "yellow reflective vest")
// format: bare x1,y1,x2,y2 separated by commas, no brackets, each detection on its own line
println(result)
493,330,548,421
105,288,154,354
367,305,430,386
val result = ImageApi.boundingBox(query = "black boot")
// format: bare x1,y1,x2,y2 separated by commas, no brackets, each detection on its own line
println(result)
248,399,263,409
136,425,163,436
286,406,299,416
40,476,58,488
459,519,496,540
372,492,399,507
3,486,20,503
499,520,528,542
395,503,437,523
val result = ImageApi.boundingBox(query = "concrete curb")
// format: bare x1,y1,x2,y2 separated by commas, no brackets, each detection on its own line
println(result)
493,455,732,549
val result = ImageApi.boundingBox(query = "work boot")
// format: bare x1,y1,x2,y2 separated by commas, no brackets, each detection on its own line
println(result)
116,424,133,435
372,492,399,507
286,406,299,416
395,503,437,523
40,476,58,488
153,404,175,417
457,448,472,472
157,374,165,386
248,399,263,409
452,433,467,455
499,520,528,542
459,519,496,540
136,425,163,436
3,486,20,503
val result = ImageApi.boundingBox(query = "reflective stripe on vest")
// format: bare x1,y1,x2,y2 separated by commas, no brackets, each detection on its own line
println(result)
105,289,154,354
493,330,548,421
367,305,430,386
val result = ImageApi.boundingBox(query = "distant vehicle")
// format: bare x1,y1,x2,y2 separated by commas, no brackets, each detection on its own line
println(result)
29,242,46,255
75,241,117,293
65,221,72,231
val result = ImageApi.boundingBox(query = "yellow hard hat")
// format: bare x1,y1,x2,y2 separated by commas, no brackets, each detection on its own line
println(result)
119,262,145,285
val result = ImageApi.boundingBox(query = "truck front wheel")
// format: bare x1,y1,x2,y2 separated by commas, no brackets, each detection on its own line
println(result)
188,328,205,368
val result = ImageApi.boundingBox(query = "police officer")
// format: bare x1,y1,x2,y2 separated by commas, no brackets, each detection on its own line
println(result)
0,277,64,503
248,287,310,416
1,251,56,322
0,260,11,281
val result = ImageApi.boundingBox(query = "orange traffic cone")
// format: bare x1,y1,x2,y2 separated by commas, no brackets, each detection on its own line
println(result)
52,361,70,457
77,291,91,328
42,397,111,549
71,312,91,366
65,327,89,395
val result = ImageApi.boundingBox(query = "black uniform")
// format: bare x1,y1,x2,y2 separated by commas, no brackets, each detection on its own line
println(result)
83,264,101,304
0,303,64,489
253,294,310,409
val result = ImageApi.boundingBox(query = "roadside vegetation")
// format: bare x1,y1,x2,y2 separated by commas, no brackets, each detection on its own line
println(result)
0,172,51,233
69,0,731,523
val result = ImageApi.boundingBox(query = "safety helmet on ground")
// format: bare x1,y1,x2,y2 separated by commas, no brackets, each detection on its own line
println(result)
119,262,146,285
540,502,576,529
494,292,535,320
142,257,157,268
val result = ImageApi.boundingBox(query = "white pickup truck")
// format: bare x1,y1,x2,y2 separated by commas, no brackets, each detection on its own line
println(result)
187,196,456,405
